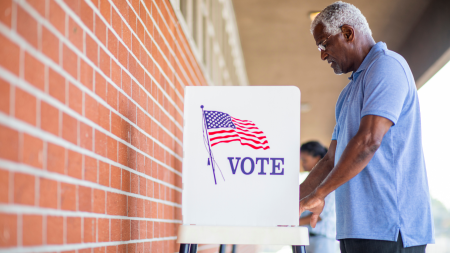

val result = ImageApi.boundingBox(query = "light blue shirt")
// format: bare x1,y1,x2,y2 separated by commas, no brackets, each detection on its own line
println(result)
331,42,434,247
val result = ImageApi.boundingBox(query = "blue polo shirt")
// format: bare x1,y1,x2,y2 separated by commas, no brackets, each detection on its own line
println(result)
332,42,434,247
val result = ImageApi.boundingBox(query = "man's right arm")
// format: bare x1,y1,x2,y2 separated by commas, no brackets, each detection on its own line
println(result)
299,140,336,199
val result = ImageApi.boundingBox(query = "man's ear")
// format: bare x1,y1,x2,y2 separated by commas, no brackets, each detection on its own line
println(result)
341,24,355,42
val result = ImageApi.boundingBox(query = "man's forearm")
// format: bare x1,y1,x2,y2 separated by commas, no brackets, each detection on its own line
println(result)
300,140,336,199
300,157,334,199
316,117,392,198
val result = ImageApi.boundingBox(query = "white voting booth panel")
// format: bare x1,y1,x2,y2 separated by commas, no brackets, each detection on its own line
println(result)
180,86,308,247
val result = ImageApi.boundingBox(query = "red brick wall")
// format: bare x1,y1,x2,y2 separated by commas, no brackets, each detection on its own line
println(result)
0,0,242,252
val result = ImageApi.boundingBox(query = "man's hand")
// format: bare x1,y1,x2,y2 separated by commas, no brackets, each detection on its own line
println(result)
299,192,325,228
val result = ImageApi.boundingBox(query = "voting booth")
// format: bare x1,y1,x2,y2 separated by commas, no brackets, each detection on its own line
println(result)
179,87,309,253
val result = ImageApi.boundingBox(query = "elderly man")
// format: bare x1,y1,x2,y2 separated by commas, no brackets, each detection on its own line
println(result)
299,2,434,253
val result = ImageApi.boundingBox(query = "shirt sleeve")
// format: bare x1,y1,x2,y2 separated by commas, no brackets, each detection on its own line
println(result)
361,56,409,125
331,124,338,140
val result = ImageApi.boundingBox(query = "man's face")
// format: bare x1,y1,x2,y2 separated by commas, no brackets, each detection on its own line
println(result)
313,23,349,75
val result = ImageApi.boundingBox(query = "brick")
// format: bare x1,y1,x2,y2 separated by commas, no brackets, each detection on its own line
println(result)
66,217,81,243
121,219,130,241
122,23,131,48
83,217,96,243
99,0,111,24
22,133,43,168
0,169,8,203
98,104,110,131
39,178,57,208
110,166,121,190
136,198,144,218
128,147,137,170
94,130,107,157
64,0,79,15
111,60,121,85
17,6,38,48
14,87,37,126
80,122,93,150
146,221,153,239
85,94,98,122
99,161,109,186
67,150,82,179
93,189,105,213
139,220,146,239
121,169,130,192
24,52,45,91
68,83,82,114
107,137,117,162
118,142,128,166
128,243,137,253
94,246,106,253
80,0,94,31
78,186,91,212
131,36,139,59
99,47,110,76
68,17,83,51
127,196,137,217
60,183,76,211
62,113,78,144
118,244,126,253
128,100,137,124
137,152,145,173
95,73,107,100
146,179,153,198
84,155,97,183
0,213,16,247
0,0,12,28
80,59,94,90
85,34,98,65
0,125,19,161
22,215,42,246
46,216,63,244
110,113,121,138
108,29,118,58
107,192,126,216
63,45,78,79
0,80,9,114
95,14,106,45
40,101,59,136
42,27,60,63
131,220,139,240
139,176,146,196
26,0,45,17
48,68,66,103
97,218,109,242
110,219,120,242
111,8,121,34
118,43,128,69
46,143,65,174
151,201,157,218
107,83,118,110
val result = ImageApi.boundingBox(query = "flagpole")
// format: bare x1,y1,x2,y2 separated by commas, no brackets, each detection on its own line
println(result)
201,105,217,185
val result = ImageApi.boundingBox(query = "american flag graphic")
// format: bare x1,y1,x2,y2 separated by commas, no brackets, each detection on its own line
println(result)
204,110,270,150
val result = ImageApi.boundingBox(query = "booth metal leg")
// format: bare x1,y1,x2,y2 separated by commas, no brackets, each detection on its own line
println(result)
219,244,227,253
179,243,190,253
231,244,237,253
292,245,306,253
189,244,198,253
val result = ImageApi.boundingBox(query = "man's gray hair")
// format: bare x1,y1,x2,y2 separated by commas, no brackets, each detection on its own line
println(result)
310,1,372,37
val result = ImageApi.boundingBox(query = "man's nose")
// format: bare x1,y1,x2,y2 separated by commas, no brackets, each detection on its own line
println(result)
320,50,328,61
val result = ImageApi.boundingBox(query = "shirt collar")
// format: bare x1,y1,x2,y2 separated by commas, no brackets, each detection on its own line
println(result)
348,42,387,80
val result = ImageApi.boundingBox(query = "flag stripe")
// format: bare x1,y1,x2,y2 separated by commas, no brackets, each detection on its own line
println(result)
204,111,270,150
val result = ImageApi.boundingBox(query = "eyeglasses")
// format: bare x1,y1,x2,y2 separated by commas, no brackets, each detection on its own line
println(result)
317,34,332,51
